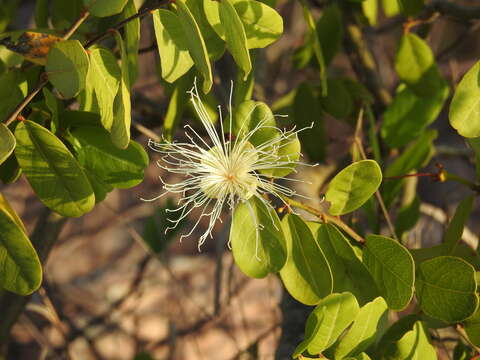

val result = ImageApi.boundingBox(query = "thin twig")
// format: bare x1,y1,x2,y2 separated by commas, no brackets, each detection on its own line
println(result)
62,10,90,40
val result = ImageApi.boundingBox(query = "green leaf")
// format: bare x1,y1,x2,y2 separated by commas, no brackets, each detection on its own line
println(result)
326,160,382,216
395,33,445,97
468,138,480,179
0,154,21,184
163,75,191,141
363,235,415,310
219,0,252,80
262,135,301,178
301,1,327,96
381,83,449,148
449,60,480,138
43,87,61,133
294,292,360,357
382,130,437,207
15,120,94,217
464,308,480,347
362,0,378,26
319,78,353,119
386,321,436,359
203,0,283,49
70,126,148,189
185,0,225,59
398,0,424,17
382,0,400,16
52,0,82,31
443,196,474,254
279,213,333,305
35,0,49,28
111,32,131,149
316,4,343,65
375,314,419,358
331,297,387,359
86,48,120,130
0,193,42,295
309,222,378,305
0,69,27,122
83,0,128,17
415,256,479,323
232,100,278,147
46,40,89,99
176,0,213,93
121,0,140,84
152,9,194,83
0,123,15,165
344,354,372,360
231,196,286,278
293,83,326,162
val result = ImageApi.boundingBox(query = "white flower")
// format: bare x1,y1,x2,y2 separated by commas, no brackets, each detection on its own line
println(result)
143,82,311,250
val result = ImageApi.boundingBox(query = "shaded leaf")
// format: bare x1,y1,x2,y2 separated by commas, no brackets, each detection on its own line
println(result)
122,0,140,84
0,193,42,295
231,196,286,278
363,235,415,310
279,214,333,305
83,0,128,17
316,4,343,65
15,121,95,217
326,160,382,216
0,123,15,165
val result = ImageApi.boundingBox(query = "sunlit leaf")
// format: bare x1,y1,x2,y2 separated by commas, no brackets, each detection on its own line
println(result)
83,0,128,17
0,123,15,165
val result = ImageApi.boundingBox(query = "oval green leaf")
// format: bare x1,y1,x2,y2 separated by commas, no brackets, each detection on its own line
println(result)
176,0,212,93
294,292,360,357
86,48,121,130
326,159,382,216
363,235,415,310
231,196,286,278
152,9,194,83
279,213,333,305
449,60,480,138
46,40,89,99
387,321,436,360
0,123,15,165
0,193,42,295
395,33,444,97
332,297,387,359
415,256,479,323
15,121,95,217
83,0,128,17
70,126,148,188
111,31,131,149
219,0,251,80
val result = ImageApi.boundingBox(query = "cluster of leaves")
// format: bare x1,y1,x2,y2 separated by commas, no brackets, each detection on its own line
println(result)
2,0,480,359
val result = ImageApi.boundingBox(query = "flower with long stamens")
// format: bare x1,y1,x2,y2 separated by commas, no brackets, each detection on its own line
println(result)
143,81,312,250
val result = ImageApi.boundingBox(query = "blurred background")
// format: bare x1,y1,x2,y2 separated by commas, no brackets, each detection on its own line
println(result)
2,0,480,359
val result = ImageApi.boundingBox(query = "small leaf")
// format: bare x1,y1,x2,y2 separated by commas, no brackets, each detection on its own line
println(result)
382,0,400,16
163,75,191,141
294,292,360,357
363,235,415,310
83,0,128,17
219,0,252,79
231,196,286,278
293,83,326,162
152,9,193,83
319,78,353,119
86,48,121,130
0,154,21,184
0,69,27,122
203,0,283,49
331,297,387,359
121,0,140,84
443,196,474,254
415,256,479,323
176,0,213,93
387,321,437,359
279,214,333,305
111,32,131,149
0,123,15,165
395,196,420,239
15,120,95,217
464,308,480,347
395,33,445,97
362,0,378,26
316,4,343,65
449,60,480,138
326,160,382,216
70,126,148,189
46,40,89,99
375,314,419,358
381,83,449,148
43,87,61,133
0,193,42,295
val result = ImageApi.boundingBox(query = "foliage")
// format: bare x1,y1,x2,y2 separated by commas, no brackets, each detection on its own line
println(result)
1,0,480,358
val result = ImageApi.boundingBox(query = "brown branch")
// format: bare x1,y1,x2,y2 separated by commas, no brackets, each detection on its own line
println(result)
422,0,480,21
